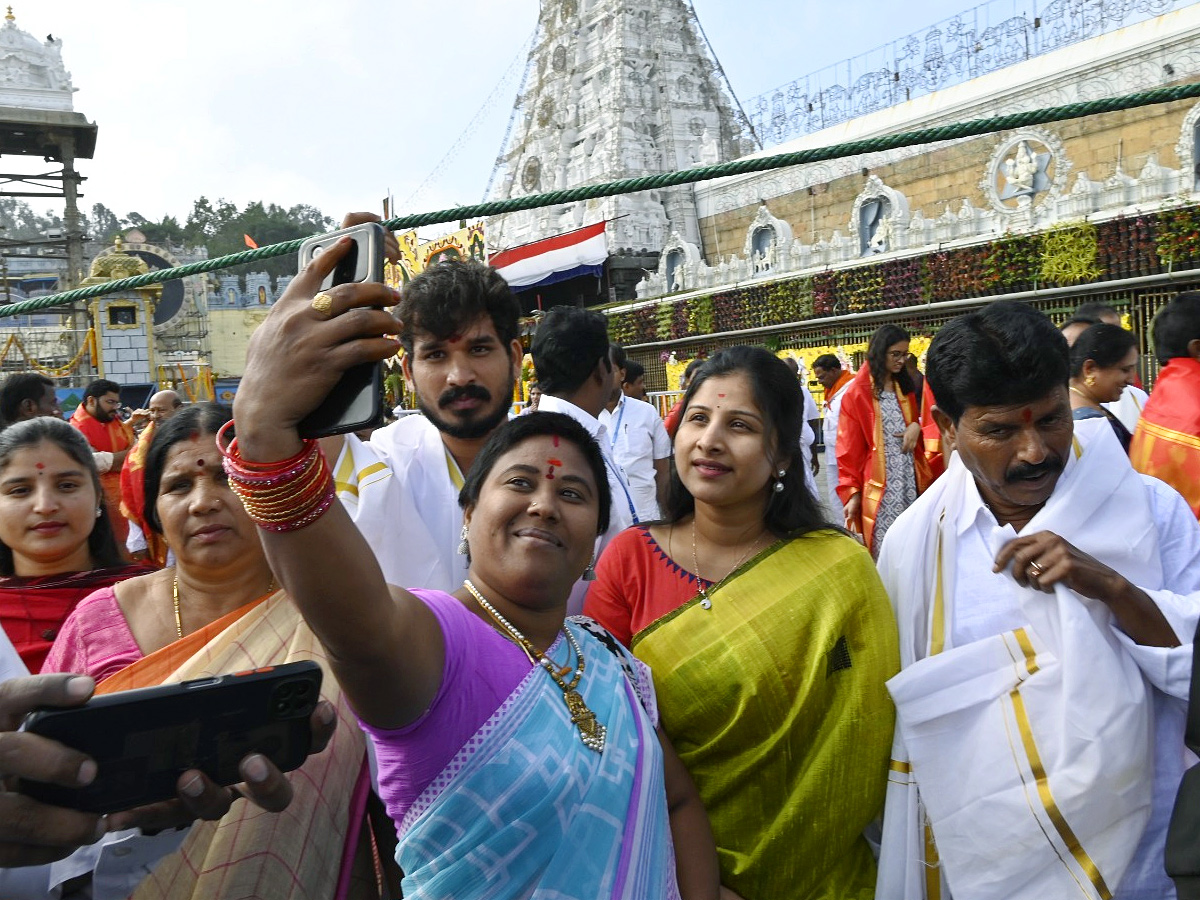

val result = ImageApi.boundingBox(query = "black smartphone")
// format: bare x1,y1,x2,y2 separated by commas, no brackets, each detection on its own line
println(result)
20,661,323,815
296,222,388,438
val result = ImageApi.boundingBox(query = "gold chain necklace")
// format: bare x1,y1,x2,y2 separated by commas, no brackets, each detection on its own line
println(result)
463,579,606,753
172,573,276,639
690,520,768,610
1069,384,1098,407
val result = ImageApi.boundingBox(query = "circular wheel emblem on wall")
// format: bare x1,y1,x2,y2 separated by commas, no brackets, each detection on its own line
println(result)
982,129,1069,214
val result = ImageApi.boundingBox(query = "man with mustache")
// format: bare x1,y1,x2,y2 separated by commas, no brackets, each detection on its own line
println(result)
68,379,134,544
329,259,524,592
875,301,1200,900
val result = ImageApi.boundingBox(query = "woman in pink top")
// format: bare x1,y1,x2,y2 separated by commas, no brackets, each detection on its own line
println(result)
44,404,382,900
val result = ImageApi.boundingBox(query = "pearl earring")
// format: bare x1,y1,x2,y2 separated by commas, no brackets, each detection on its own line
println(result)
773,470,786,493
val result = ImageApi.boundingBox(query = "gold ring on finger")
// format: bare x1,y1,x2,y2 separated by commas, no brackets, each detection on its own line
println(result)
310,291,335,319
1028,560,1044,576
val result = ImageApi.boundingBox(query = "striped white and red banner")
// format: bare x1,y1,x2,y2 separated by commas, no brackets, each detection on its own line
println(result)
491,222,608,289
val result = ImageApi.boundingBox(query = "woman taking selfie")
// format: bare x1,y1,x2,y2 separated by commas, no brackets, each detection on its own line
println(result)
585,346,899,899
229,237,719,899
45,403,377,900
0,417,144,672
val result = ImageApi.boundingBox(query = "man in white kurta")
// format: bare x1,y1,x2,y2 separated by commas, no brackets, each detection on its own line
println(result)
599,389,670,522
532,308,636,612
332,261,525,592
877,301,1200,900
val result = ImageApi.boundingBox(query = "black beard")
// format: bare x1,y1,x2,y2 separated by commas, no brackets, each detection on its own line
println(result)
417,379,513,440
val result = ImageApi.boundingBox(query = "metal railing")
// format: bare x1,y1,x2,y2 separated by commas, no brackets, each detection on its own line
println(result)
745,0,1192,146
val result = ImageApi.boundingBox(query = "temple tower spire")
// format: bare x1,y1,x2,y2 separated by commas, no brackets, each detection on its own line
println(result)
488,0,749,297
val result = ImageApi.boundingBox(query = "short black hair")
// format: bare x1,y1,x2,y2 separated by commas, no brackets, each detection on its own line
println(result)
530,306,611,396
812,354,841,371
610,343,628,371
664,345,835,539
1073,301,1120,322
926,301,1069,423
866,324,915,395
623,359,645,383
1069,323,1137,377
397,260,521,357
1151,291,1200,363
0,373,55,424
0,417,123,575
458,411,611,535
83,378,122,402
143,403,233,535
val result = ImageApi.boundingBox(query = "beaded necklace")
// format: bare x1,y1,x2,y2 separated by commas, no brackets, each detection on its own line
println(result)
463,579,605,753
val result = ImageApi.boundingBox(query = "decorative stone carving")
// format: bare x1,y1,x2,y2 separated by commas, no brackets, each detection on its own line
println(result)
982,128,1070,214
1136,152,1180,202
488,0,752,253
1175,100,1200,192
0,10,75,111
741,203,794,274
1059,172,1103,217
658,231,702,292
1103,163,1138,208
850,175,910,256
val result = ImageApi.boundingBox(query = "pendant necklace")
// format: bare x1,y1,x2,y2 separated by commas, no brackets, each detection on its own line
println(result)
463,579,606,753
690,520,768,610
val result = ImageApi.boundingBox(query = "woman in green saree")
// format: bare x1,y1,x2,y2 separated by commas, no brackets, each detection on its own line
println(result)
585,345,900,900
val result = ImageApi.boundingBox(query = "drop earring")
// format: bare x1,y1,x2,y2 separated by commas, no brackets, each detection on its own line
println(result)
773,470,786,493
457,524,469,556
582,551,598,581
95,507,103,518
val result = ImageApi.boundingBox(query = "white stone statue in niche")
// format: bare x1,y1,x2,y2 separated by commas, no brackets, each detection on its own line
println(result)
869,216,893,254
671,265,684,292
999,140,1051,201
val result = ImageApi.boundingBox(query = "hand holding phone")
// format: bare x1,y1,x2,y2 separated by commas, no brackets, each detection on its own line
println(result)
296,223,388,438
20,662,323,815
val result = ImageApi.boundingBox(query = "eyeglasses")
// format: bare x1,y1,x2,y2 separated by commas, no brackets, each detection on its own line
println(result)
887,351,908,360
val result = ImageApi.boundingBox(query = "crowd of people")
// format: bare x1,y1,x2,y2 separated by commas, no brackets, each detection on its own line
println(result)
1,227,1199,900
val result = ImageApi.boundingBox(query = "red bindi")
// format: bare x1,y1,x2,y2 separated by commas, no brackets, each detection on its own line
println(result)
718,393,726,398
35,463,44,470
447,333,462,344
1021,408,1032,424
552,435,559,447
547,458,563,467
197,458,206,467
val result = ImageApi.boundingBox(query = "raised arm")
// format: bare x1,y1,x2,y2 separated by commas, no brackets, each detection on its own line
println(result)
232,236,444,729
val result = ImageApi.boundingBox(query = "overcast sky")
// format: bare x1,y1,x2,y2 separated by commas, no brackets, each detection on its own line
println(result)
30,0,1024,230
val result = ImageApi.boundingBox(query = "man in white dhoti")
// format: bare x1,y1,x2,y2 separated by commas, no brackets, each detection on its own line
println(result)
876,300,1200,900
331,260,524,591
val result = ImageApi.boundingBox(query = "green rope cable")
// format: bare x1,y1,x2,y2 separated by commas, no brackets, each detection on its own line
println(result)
5,80,1200,320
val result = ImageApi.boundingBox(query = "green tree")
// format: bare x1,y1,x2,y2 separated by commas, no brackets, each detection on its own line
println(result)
89,203,121,242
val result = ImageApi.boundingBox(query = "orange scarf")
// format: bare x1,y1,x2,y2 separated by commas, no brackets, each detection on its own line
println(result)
118,421,170,567
1131,357,1200,519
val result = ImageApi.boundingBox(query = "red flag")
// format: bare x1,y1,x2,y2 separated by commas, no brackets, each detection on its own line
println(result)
243,234,259,249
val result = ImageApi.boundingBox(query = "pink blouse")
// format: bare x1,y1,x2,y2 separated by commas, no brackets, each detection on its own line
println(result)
41,586,143,681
